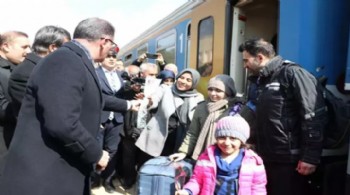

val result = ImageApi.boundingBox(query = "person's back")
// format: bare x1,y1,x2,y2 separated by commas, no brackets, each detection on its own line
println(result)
0,17,116,195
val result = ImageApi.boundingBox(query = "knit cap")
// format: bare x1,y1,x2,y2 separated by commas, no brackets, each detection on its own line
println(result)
215,115,250,143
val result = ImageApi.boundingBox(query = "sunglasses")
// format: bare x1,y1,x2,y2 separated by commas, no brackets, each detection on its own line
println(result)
107,54,117,59
101,37,120,53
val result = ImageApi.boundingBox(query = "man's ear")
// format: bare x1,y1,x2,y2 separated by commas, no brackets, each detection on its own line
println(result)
48,44,58,53
1,42,10,53
257,53,265,63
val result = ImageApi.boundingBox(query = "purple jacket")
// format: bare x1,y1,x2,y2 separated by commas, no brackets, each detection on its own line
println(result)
184,145,267,195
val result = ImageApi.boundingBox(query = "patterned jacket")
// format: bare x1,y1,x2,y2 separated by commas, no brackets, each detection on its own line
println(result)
184,145,267,195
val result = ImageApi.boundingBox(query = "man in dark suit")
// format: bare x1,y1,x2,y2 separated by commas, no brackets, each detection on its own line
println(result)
0,31,31,164
7,25,71,147
94,49,125,193
0,18,137,195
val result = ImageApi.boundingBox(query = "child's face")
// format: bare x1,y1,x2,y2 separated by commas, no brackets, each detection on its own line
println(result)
216,136,242,157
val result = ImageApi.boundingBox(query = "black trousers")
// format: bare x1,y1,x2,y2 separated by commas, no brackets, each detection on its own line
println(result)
119,136,152,186
99,120,123,183
265,162,320,195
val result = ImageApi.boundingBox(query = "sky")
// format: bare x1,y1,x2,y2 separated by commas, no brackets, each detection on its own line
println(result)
0,0,188,48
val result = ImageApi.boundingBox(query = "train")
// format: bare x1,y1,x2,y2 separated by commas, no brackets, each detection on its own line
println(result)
118,0,350,194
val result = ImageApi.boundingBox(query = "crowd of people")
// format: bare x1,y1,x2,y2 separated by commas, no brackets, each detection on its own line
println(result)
0,17,327,195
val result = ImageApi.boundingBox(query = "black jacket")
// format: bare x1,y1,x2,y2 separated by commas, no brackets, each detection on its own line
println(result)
253,56,325,164
0,42,107,195
8,53,42,118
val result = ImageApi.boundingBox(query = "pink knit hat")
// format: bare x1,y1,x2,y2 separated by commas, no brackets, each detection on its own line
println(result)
215,115,250,143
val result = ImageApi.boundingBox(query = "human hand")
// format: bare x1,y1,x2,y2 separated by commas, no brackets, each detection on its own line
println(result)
137,53,147,63
147,97,153,108
134,92,145,100
169,153,186,162
96,150,109,171
130,99,142,111
296,160,317,175
131,83,141,92
156,53,165,65
175,190,189,195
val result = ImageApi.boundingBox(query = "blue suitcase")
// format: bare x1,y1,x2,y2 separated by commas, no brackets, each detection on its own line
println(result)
136,156,193,195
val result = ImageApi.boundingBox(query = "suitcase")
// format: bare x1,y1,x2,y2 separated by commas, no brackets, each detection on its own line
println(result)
136,156,193,195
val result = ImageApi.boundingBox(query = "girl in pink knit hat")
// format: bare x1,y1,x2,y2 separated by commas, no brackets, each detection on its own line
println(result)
176,115,267,195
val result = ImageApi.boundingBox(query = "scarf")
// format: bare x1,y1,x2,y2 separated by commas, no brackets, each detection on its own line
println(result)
192,99,228,159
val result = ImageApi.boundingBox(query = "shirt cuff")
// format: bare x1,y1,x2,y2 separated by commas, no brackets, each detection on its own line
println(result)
127,100,131,110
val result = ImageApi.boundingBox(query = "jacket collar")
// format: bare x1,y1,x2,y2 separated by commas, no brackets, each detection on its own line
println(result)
25,53,42,65
258,55,284,77
62,41,102,102
0,56,14,70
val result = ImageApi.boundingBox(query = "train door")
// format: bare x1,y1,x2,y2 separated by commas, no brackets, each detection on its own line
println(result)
230,0,278,95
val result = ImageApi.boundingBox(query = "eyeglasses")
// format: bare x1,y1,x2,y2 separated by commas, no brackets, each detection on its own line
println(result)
101,37,120,53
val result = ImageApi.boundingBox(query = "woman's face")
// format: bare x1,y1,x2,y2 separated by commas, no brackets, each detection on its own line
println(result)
176,72,193,91
208,87,226,102
163,78,174,86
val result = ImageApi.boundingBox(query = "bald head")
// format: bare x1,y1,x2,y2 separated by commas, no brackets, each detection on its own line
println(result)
127,65,140,78
164,63,178,75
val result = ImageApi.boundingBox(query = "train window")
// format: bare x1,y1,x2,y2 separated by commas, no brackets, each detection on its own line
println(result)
197,16,214,77
156,32,176,64
137,43,148,57
124,53,133,66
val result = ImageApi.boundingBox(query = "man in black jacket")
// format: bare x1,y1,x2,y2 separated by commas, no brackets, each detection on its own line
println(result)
0,31,30,159
239,38,326,195
0,18,139,195
7,26,71,147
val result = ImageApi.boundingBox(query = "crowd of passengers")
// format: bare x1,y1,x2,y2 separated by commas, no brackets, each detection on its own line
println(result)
0,20,325,195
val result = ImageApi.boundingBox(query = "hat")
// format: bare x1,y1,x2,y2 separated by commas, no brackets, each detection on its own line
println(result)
215,115,250,143
157,70,175,80
207,74,237,97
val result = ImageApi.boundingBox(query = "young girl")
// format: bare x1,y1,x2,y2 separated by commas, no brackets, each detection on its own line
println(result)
176,115,267,195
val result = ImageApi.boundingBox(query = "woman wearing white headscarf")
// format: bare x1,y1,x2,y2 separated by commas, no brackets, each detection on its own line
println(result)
169,74,255,161
135,68,204,157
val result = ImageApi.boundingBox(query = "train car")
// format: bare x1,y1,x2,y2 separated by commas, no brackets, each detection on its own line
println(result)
119,0,350,194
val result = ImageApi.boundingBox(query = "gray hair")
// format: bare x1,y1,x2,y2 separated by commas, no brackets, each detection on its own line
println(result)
140,63,159,73
32,26,71,54
73,17,114,40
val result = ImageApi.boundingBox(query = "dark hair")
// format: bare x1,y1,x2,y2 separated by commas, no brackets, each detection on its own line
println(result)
32,26,71,54
73,17,114,40
239,38,275,58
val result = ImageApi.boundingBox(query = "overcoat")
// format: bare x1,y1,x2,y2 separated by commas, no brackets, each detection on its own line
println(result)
0,42,104,195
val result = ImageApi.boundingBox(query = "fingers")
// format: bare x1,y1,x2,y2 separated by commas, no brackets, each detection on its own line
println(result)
130,100,142,111
169,153,186,162
296,160,317,175
138,53,147,62
97,150,110,171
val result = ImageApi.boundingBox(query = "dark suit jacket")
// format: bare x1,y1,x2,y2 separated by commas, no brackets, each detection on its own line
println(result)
0,42,117,195
96,66,125,123
8,53,42,117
